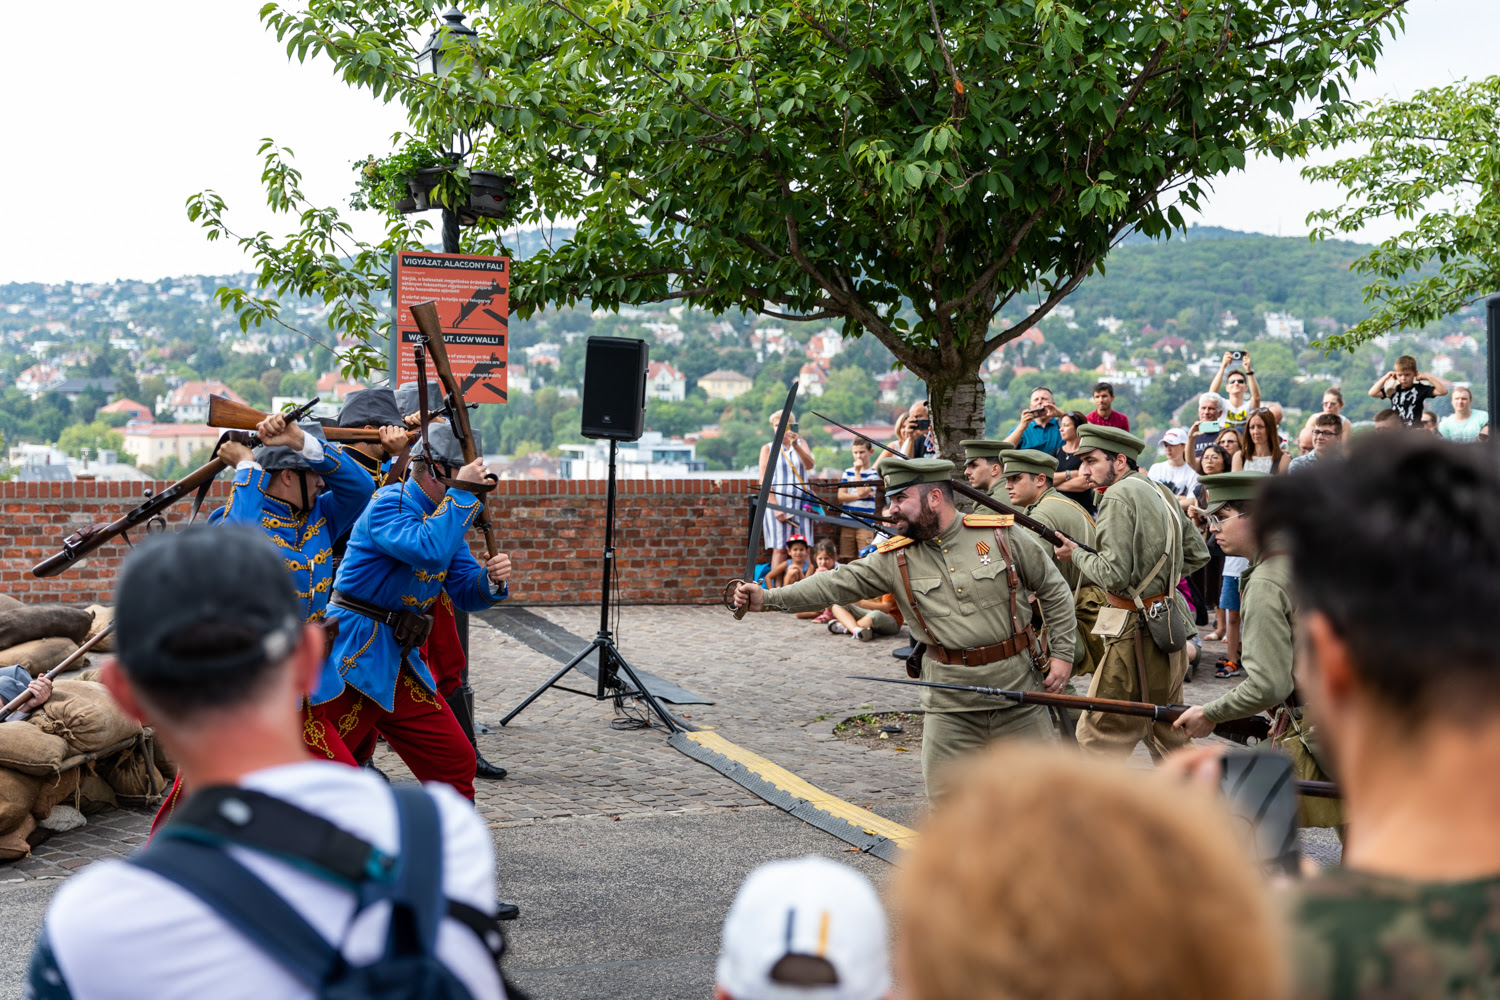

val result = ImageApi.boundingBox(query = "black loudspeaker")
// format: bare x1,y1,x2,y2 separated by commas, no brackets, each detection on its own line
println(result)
581,336,649,441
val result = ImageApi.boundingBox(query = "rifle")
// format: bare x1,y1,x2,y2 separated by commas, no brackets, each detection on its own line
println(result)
848,674,1341,798
0,622,115,722
409,300,498,559
847,675,1272,744
32,398,320,579
207,394,419,446
807,410,1097,554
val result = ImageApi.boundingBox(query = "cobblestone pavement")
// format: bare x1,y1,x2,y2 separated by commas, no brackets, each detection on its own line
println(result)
2,605,1309,879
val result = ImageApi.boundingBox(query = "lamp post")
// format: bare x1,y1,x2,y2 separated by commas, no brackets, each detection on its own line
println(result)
416,7,479,254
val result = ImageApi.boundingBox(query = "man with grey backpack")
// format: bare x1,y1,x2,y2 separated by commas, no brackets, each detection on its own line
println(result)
27,525,511,1000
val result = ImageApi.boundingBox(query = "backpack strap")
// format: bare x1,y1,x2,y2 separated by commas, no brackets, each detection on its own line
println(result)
129,837,339,990
387,784,445,956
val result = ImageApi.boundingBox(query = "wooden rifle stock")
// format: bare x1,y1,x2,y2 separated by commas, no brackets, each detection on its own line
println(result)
409,300,498,559
31,457,228,578
0,623,116,721
206,394,416,445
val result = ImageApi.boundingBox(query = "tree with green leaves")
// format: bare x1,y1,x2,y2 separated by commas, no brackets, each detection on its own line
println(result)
1304,76,1500,352
196,0,1404,457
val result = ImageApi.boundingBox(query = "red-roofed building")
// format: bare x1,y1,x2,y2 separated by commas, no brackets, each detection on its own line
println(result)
316,372,366,403
98,398,153,424
646,361,686,402
161,380,246,423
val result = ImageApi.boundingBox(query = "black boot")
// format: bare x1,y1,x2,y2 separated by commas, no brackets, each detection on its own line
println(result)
475,754,508,780
495,901,520,921
359,758,390,783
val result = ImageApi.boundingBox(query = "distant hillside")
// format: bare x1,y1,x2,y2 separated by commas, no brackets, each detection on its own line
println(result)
1117,224,1268,246
1068,233,1376,332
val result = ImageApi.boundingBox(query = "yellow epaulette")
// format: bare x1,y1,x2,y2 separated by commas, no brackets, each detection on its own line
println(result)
875,535,916,553
963,513,1015,528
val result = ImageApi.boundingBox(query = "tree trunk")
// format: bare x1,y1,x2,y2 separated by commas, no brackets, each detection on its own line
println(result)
926,368,986,465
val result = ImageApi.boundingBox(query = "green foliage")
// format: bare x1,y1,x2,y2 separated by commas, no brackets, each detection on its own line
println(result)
208,0,1402,456
349,138,447,211
56,422,125,460
144,446,215,482
279,370,318,398
229,377,271,410
470,386,581,454
1304,76,1500,351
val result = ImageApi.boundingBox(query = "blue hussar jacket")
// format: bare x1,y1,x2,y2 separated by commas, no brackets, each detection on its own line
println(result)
312,477,507,709
210,443,378,621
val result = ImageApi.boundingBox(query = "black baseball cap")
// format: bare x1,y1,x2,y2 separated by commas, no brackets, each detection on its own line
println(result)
114,524,303,685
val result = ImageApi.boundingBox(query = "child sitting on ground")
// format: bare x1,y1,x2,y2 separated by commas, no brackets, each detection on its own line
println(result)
766,534,813,587
826,595,903,642
796,541,842,619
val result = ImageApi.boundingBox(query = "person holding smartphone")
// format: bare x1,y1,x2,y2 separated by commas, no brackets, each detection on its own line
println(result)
1188,393,1225,472
1001,386,1065,457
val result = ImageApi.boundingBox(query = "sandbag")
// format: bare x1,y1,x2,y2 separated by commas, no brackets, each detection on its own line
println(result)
0,813,36,860
0,768,41,830
151,731,177,781
0,722,69,775
0,637,81,677
31,680,140,754
84,605,114,652
0,606,92,648
31,768,80,821
78,770,117,815
0,595,21,612
99,747,164,801
75,667,101,684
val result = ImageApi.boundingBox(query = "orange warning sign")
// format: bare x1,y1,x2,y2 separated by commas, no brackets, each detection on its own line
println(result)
391,251,509,403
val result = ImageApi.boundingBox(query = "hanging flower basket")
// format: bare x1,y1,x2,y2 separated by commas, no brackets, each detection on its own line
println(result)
406,167,515,222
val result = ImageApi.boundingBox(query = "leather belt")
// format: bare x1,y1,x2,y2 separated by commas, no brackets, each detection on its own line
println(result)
925,626,1035,667
1104,590,1170,611
331,590,404,627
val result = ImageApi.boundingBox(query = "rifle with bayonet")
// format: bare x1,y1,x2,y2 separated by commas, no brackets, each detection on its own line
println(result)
809,410,1098,554
208,394,419,447
32,399,321,579
0,623,115,722
848,674,1273,745
409,300,498,560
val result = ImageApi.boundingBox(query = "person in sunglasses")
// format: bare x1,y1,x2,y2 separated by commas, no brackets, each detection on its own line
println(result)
1208,352,1262,431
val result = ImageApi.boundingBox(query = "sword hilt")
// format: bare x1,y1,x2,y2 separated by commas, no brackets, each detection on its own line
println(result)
724,579,750,620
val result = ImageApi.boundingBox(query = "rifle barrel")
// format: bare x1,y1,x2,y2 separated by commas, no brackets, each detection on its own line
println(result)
950,480,1099,555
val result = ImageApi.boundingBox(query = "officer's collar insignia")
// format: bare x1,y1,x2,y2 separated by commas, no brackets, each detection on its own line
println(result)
976,540,991,564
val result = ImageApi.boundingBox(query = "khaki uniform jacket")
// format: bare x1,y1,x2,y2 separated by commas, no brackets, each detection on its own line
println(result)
1202,552,1294,724
765,512,1077,713
1069,472,1209,599
1025,488,1096,590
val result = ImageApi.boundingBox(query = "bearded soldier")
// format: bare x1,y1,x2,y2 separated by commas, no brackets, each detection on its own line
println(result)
307,423,511,800
960,439,1011,500
1053,426,1208,759
733,457,1076,799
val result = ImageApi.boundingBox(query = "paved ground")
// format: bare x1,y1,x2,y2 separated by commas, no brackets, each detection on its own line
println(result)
0,605,1331,998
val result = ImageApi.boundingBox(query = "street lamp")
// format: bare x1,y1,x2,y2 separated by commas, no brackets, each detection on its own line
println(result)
416,7,479,252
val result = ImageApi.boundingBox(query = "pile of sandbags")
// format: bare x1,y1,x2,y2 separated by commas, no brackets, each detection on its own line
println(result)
0,599,97,677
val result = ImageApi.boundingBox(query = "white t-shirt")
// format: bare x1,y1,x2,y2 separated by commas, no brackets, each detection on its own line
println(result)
1222,555,1250,579
37,761,505,1000
1148,461,1200,500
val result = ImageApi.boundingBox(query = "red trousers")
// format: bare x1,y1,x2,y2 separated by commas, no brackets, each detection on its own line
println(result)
348,593,467,763
306,668,475,800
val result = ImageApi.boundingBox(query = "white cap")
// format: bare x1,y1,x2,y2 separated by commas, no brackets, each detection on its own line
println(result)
716,856,891,1000
1161,428,1189,446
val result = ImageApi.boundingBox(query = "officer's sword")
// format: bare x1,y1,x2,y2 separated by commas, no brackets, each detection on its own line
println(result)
808,411,1098,554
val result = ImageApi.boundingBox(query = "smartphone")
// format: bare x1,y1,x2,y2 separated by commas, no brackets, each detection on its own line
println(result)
1198,421,1222,435
1220,749,1300,877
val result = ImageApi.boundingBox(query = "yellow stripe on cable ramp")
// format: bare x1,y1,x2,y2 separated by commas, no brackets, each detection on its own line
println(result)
679,729,919,852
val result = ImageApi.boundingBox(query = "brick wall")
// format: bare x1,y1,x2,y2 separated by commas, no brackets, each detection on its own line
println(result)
0,478,845,607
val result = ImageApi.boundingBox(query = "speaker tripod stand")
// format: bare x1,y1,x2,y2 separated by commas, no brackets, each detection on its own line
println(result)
499,440,681,732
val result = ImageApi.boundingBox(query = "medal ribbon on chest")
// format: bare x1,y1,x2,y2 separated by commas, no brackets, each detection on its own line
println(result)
976,540,992,565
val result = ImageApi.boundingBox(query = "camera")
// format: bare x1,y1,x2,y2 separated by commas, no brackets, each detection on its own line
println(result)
913,417,931,431
1230,350,1245,362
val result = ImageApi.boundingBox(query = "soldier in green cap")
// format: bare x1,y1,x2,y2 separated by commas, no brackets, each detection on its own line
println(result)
731,456,1078,799
960,439,1011,501
1002,450,1107,682
1172,471,1339,827
1052,424,1209,759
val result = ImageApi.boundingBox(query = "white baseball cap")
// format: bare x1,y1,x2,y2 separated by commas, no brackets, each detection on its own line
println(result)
716,856,891,1000
1160,428,1189,446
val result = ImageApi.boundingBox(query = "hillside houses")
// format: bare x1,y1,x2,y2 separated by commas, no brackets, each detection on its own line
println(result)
159,380,245,423
646,361,686,401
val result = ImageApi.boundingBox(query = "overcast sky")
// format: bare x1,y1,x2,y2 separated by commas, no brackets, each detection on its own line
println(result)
2,0,1493,285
